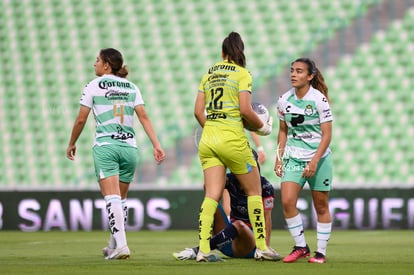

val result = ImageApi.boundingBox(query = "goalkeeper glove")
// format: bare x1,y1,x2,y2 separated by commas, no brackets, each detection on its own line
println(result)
256,116,273,136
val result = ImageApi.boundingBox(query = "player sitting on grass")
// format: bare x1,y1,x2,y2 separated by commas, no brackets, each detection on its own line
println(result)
173,150,282,261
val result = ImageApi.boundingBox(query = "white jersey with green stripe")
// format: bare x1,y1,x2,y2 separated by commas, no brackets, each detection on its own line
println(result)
80,74,144,148
277,86,333,161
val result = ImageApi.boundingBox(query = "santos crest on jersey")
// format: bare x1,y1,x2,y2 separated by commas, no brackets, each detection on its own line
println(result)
276,87,332,161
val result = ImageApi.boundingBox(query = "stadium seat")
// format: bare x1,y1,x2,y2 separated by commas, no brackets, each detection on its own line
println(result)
1,0,412,189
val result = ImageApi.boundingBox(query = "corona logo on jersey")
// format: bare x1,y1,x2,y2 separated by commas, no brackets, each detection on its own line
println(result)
98,79,132,89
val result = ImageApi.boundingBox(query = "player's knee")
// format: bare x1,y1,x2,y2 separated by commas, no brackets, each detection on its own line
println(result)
231,220,242,229
314,205,330,216
281,198,296,212
232,220,248,232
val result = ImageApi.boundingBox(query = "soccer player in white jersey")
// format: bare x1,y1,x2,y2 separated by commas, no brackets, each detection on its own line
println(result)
66,48,165,259
274,58,333,264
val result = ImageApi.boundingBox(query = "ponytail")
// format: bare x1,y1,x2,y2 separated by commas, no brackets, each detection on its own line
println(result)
222,32,246,67
311,68,329,102
116,65,129,78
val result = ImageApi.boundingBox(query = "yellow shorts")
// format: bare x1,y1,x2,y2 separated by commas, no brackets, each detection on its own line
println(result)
198,126,256,174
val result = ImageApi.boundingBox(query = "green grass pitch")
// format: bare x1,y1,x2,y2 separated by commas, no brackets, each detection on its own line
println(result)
0,230,412,274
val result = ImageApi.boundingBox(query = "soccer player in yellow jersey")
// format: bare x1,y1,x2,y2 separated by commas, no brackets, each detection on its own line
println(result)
193,32,276,262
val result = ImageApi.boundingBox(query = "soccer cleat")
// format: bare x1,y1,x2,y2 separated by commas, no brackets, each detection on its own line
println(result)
308,252,326,264
102,246,115,257
105,245,130,260
196,251,223,262
254,247,283,261
173,248,197,261
283,245,310,263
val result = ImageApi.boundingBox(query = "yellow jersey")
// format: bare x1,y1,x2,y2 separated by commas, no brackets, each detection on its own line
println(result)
198,60,252,128
197,60,256,174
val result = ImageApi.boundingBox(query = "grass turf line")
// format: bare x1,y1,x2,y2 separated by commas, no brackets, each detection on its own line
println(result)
0,230,412,275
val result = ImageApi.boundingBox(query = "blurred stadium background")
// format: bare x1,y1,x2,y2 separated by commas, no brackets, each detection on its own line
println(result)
0,0,413,191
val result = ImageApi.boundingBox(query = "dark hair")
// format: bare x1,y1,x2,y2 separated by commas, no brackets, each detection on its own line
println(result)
293,57,330,102
222,32,246,67
100,48,129,78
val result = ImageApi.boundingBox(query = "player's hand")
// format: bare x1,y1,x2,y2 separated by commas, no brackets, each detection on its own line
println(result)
257,150,266,164
302,160,317,178
153,147,166,164
274,160,283,177
256,116,273,136
66,145,76,160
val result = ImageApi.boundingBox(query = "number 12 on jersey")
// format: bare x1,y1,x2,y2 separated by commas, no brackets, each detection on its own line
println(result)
208,87,223,110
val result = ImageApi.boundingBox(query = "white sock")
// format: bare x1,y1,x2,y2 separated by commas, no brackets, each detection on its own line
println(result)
107,199,128,249
285,214,306,247
108,234,116,249
316,222,331,256
105,195,127,248
121,199,128,227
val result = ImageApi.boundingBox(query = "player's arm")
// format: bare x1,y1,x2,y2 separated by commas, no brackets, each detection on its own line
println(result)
239,92,263,130
303,121,332,178
274,119,287,177
135,105,165,164
303,96,333,178
66,105,90,160
250,131,266,164
194,91,207,127
316,121,333,160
